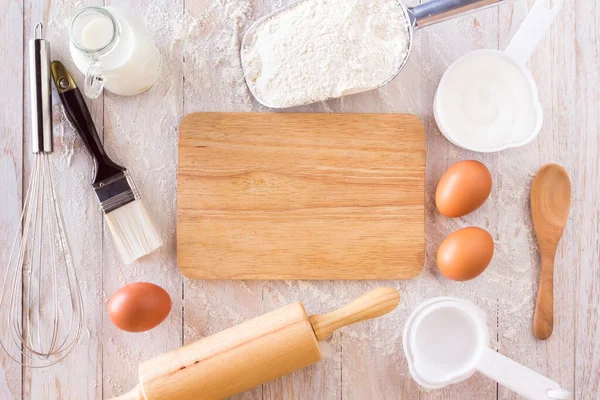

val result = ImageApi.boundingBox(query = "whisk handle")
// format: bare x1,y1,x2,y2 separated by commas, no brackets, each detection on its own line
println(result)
50,61,125,184
29,24,53,154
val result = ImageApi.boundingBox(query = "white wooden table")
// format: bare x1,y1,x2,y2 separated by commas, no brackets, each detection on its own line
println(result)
1,0,598,399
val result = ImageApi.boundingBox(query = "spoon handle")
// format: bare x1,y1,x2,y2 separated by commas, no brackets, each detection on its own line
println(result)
534,255,554,340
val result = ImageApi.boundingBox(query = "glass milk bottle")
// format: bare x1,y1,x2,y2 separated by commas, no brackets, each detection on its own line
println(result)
69,7,162,98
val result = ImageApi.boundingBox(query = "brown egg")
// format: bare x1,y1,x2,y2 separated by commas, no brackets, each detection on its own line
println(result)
437,227,494,281
108,282,171,333
436,160,492,217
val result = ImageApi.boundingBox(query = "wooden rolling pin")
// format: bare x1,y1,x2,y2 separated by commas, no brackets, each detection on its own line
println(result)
113,287,399,400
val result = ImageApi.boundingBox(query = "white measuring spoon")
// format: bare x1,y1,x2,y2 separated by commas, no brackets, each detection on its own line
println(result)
403,297,570,400
434,0,562,152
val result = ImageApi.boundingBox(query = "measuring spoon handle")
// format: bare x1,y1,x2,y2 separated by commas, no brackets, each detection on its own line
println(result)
408,0,508,30
505,0,562,64
476,348,570,400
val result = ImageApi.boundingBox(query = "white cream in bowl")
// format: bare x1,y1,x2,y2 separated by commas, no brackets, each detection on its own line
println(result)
434,50,543,152
434,0,563,152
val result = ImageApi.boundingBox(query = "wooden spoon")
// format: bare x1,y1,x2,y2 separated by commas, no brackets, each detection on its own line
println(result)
531,164,571,340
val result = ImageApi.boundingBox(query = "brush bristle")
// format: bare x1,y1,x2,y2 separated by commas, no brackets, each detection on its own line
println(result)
104,200,163,264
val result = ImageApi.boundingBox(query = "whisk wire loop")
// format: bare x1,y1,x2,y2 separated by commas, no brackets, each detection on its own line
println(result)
0,154,83,368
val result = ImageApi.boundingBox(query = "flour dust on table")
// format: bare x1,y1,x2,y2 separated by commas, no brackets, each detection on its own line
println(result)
241,0,411,108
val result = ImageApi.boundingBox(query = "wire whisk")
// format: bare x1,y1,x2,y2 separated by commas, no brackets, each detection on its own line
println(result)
0,23,83,368
1,155,84,367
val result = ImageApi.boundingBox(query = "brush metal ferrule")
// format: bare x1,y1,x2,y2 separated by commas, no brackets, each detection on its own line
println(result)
30,23,53,154
50,60,78,94
93,171,139,214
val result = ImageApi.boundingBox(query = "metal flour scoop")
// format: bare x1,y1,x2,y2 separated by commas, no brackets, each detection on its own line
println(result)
241,0,510,108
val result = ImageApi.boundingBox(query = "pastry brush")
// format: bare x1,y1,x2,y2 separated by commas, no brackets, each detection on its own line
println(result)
50,60,163,264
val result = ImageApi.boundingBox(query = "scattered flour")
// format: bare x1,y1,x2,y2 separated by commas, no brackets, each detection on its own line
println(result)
35,1,542,397
241,0,411,107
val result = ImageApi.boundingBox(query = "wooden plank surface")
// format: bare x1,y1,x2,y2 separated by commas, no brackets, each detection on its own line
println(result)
0,1,23,399
101,0,184,398
570,1,600,398
178,112,425,280
0,0,598,399
22,1,104,399
416,3,501,399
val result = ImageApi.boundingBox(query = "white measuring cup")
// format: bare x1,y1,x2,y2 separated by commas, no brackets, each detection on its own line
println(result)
434,0,562,152
403,297,570,400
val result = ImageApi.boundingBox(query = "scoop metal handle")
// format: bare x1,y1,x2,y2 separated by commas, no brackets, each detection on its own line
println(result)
408,0,508,29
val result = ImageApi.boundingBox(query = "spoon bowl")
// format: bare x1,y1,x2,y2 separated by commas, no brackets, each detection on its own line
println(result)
531,163,571,339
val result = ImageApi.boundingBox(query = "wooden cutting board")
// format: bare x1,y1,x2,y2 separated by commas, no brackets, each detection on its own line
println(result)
177,113,425,280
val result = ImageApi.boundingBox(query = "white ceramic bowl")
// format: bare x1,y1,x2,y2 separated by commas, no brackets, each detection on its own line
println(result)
434,49,544,153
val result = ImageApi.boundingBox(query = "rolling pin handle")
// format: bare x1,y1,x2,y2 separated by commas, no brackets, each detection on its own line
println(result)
309,287,400,341
110,384,145,400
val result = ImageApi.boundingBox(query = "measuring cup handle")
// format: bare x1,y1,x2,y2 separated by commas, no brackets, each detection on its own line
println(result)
84,58,105,99
408,0,508,30
476,348,570,400
504,0,562,64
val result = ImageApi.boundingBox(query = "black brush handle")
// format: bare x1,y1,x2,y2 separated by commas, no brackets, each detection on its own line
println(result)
50,61,125,184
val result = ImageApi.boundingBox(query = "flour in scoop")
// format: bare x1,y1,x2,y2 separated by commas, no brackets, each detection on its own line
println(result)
241,0,411,108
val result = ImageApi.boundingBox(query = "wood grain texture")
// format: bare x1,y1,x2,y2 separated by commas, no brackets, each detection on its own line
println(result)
0,1,23,399
496,1,580,399
0,0,598,399
22,1,104,399
119,302,321,400
416,4,501,400
113,288,397,400
101,1,184,399
178,112,425,280
531,164,571,340
180,1,265,400
570,1,600,398
309,287,399,341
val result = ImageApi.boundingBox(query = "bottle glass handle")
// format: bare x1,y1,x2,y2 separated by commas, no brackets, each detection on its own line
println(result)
84,59,105,99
